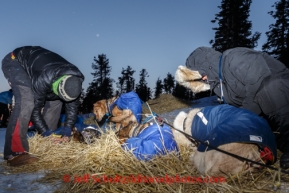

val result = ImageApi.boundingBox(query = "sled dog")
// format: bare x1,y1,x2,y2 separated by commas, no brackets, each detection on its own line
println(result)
172,105,276,176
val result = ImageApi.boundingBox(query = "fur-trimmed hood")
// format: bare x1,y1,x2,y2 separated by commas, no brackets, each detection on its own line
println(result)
175,66,210,93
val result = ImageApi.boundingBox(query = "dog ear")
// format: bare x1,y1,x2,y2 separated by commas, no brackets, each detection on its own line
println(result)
175,66,210,93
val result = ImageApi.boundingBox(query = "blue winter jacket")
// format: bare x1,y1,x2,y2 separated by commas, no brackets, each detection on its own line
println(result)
0,91,13,104
191,105,277,162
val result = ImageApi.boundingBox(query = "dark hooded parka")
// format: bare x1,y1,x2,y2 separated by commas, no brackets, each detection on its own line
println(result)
186,47,289,151
11,46,85,132
2,46,84,160
186,47,286,113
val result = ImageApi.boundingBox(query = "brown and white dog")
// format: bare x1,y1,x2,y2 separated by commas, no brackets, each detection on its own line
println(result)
172,109,264,176
93,96,140,143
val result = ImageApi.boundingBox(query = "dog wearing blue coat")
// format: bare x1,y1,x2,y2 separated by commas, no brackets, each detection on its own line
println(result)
93,91,142,143
173,105,277,176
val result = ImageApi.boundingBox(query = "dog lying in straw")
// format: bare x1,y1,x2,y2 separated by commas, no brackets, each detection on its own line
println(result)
93,91,143,143
173,105,277,176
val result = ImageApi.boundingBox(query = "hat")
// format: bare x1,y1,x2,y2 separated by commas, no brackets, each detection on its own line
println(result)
56,75,82,101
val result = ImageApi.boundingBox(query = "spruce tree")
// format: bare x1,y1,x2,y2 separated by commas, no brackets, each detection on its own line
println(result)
80,54,114,113
117,66,135,93
90,54,114,99
154,78,163,99
173,83,195,100
262,0,289,67
135,69,151,102
210,0,261,52
163,73,175,94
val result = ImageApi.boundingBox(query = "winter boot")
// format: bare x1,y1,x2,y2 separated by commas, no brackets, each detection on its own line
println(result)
7,153,39,167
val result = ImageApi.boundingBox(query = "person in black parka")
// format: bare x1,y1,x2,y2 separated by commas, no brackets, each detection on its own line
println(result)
1,46,84,166
185,46,289,169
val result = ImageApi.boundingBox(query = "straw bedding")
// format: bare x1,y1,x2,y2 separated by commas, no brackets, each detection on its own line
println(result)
2,94,289,193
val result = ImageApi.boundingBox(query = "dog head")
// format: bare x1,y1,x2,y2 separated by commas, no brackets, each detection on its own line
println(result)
93,99,107,122
175,65,210,93
93,97,118,122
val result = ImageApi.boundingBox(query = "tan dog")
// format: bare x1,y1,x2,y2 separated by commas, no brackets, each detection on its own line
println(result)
172,108,265,176
175,65,210,93
93,97,117,123
93,96,139,143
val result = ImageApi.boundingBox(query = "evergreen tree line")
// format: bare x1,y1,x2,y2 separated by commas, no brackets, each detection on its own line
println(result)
79,0,289,113
78,53,195,113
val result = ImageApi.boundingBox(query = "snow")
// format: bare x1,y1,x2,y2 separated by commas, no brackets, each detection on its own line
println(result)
0,128,58,193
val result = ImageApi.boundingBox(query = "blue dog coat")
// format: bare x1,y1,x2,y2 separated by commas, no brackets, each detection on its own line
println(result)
191,104,277,162
123,123,179,161
110,91,142,123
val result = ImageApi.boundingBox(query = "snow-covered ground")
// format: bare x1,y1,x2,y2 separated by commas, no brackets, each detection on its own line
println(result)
0,128,57,193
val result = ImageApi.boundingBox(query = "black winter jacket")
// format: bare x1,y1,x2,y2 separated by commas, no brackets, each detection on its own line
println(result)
186,47,287,115
13,46,84,132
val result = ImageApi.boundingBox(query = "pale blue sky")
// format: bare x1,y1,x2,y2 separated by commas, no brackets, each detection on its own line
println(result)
0,0,277,93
